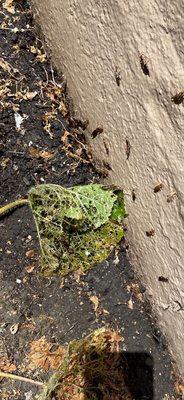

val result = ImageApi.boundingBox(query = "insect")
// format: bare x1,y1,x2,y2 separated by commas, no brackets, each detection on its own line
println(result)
167,191,177,203
171,91,184,105
140,54,150,76
103,140,109,155
154,183,163,193
158,276,169,283
91,125,103,139
146,229,155,237
125,139,131,159
115,66,121,86
132,189,136,202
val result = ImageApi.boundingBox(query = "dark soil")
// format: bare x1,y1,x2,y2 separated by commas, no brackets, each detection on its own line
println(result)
0,1,182,399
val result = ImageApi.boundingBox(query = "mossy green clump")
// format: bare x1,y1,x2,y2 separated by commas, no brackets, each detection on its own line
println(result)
28,184,125,276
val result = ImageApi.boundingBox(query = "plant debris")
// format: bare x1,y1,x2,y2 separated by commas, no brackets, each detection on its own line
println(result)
28,183,125,275
27,337,66,372
37,328,133,400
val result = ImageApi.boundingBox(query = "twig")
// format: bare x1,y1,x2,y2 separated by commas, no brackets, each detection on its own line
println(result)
0,371,44,387
0,198,28,218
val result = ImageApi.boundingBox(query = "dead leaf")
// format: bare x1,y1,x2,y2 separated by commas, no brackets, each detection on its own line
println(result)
0,58,11,73
0,339,16,372
36,53,47,63
10,323,19,335
0,157,10,169
25,264,35,273
90,295,99,312
3,0,15,13
127,297,134,309
26,249,35,258
28,147,55,159
27,336,65,372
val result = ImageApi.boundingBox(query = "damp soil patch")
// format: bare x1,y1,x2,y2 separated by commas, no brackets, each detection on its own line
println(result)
0,1,182,399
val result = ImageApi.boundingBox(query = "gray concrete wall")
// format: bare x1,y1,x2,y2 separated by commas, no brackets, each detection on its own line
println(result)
32,0,184,375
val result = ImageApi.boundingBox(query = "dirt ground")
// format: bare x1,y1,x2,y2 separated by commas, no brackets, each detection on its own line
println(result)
0,1,183,399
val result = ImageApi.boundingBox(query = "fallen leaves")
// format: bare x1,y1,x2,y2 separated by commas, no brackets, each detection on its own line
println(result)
26,249,35,258
27,337,66,372
0,339,16,373
28,147,55,160
0,58,11,74
89,295,99,312
10,323,19,335
3,0,15,14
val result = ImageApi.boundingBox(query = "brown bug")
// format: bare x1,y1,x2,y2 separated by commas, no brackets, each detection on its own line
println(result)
140,54,150,76
146,229,155,237
125,139,131,159
154,183,163,193
91,125,103,139
167,191,177,203
115,66,121,86
158,276,169,283
103,140,109,155
171,91,184,105
132,189,136,202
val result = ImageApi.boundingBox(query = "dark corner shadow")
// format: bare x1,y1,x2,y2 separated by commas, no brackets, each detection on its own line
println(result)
82,350,153,399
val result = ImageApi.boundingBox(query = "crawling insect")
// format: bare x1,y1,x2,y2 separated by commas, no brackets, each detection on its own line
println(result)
154,183,163,193
171,91,184,105
91,125,103,139
167,191,177,203
140,54,150,76
132,189,136,202
158,276,169,283
115,66,121,86
125,139,131,159
103,140,109,155
146,229,155,237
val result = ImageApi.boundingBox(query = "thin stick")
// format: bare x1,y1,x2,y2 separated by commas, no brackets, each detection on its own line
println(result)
0,371,44,387
0,198,28,217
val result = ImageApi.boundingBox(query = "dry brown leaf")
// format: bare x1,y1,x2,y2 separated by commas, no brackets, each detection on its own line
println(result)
23,91,38,100
0,343,16,373
0,157,10,169
0,58,11,73
90,295,99,312
27,336,65,372
127,297,134,309
28,147,54,159
3,0,15,14
10,323,19,335
25,263,35,273
175,380,184,396
26,249,35,258
36,53,47,63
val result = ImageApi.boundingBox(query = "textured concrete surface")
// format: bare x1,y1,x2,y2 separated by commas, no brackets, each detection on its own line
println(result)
31,0,184,375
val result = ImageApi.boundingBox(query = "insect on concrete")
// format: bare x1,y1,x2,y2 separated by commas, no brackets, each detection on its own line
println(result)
125,139,131,159
154,183,163,193
171,91,184,105
115,66,121,86
91,125,104,139
146,229,155,237
140,54,150,76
